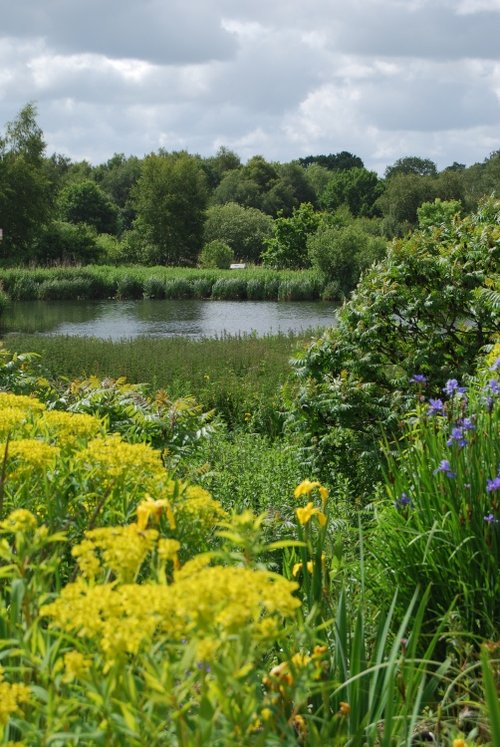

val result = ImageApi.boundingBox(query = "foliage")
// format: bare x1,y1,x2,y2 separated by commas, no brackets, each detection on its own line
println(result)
57,179,119,235
3,331,312,435
307,223,387,299
262,203,321,269
203,201,273,263
0,103,51,261
33,220,103,264
199,239,234,269
0,343,497,743
417,197,463,230
371,362,500,639
385,156,438,179
287,198,500,496
132,151,208,265
320,167,383,217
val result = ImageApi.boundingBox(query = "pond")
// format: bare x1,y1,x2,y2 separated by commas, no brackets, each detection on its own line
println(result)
0,299,338,339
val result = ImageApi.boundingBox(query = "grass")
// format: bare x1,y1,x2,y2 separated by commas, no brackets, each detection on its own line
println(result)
4,331,317,433
0,264,326,301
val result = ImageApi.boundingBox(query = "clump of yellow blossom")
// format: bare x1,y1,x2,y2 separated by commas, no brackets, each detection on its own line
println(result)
74,433,165,485
0,666,30,726
72,524,159,582
0,393,45,412
3,439,60,476
0,407,30,439
0,509,37,533
62,651,92,683
42,557,300,663
36,410,102,447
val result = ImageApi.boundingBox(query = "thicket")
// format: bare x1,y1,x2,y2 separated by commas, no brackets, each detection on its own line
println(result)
2,104,500,277
288,197,500,498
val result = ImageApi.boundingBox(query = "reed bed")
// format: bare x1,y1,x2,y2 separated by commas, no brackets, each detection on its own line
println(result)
0,265,325,301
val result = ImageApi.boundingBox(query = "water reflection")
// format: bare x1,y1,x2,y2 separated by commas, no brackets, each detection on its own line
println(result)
0,299,337,339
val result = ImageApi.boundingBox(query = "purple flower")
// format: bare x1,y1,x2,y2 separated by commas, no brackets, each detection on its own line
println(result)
487,379,500,396
443,379,466,396
394,492,411,509
434,459,456,478
447,426,467,448
459,417,476,432
412,374,427,384
427,398,444,416
486,475,500,492
483,395,494,413
484,513,496,523
490,357,500,372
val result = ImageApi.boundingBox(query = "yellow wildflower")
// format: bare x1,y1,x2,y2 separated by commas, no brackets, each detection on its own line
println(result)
72,524,159,582
0,393,45,412
0,667,30,726
292,562,303,577
452,740,467,747
296,502,316,525
157,538,181,562
62,651,91,682
294,480,321,498
37,410,102,446
0,509,37,533
4,439,60,474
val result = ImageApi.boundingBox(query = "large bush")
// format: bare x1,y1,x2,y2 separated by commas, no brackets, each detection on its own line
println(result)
288,197,500,496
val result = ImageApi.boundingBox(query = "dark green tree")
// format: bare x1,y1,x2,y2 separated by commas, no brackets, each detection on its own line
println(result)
262,202,321,269
321,167,383,217
58,179,118,235
0,103,51,261
385,156,437,179
132,151,208,265
203,202,273,263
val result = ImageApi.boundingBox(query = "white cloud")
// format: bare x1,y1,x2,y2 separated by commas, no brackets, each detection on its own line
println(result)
0,0,499,172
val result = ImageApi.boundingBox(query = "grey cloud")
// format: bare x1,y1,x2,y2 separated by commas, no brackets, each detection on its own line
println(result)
1,0,237,65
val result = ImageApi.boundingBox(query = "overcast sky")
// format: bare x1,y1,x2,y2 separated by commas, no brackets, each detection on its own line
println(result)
1,0,500,174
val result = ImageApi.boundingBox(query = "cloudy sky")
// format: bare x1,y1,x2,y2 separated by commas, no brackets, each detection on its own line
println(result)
1,0,500,173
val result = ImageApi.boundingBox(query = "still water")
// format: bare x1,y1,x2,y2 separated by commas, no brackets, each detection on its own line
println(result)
0,299,338,339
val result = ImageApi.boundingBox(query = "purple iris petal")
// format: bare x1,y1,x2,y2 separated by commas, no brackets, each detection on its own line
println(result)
412,374,427,383
427,398,444,416
447,426,467,448
434,459,457,478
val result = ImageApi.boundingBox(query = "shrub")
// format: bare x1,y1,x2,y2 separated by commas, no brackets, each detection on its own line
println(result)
199,240,234,269
288,197,500,497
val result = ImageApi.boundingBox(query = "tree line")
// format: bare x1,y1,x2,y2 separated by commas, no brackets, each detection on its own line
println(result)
1,103,500,298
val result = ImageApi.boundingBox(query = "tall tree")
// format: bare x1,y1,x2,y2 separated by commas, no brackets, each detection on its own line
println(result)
0,103,51,261
133,151,208,265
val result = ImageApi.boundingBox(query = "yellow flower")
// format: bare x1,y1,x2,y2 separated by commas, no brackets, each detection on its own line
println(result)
292,562,303,577
0,668,30,726
296,501,316,525
452,740,467,747
0,509,37,534
294,480,321,498
339,701,350,716
62,651,91,683
296,502,327,527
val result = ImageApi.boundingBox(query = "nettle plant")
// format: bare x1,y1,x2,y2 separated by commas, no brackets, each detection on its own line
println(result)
288,197,500,497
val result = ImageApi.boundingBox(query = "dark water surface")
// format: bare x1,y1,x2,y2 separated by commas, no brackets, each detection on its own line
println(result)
0,299,338,339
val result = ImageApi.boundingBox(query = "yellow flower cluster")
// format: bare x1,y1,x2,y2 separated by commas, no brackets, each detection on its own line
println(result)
74,434,165,484
0,509,37,534
42,559,300,662
72,524,160,582
177,485,227,527
0,666,30,726
36,410,102,446
4,439,60,475
0,407,30,439
62,651,92,683
0,393,45,412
